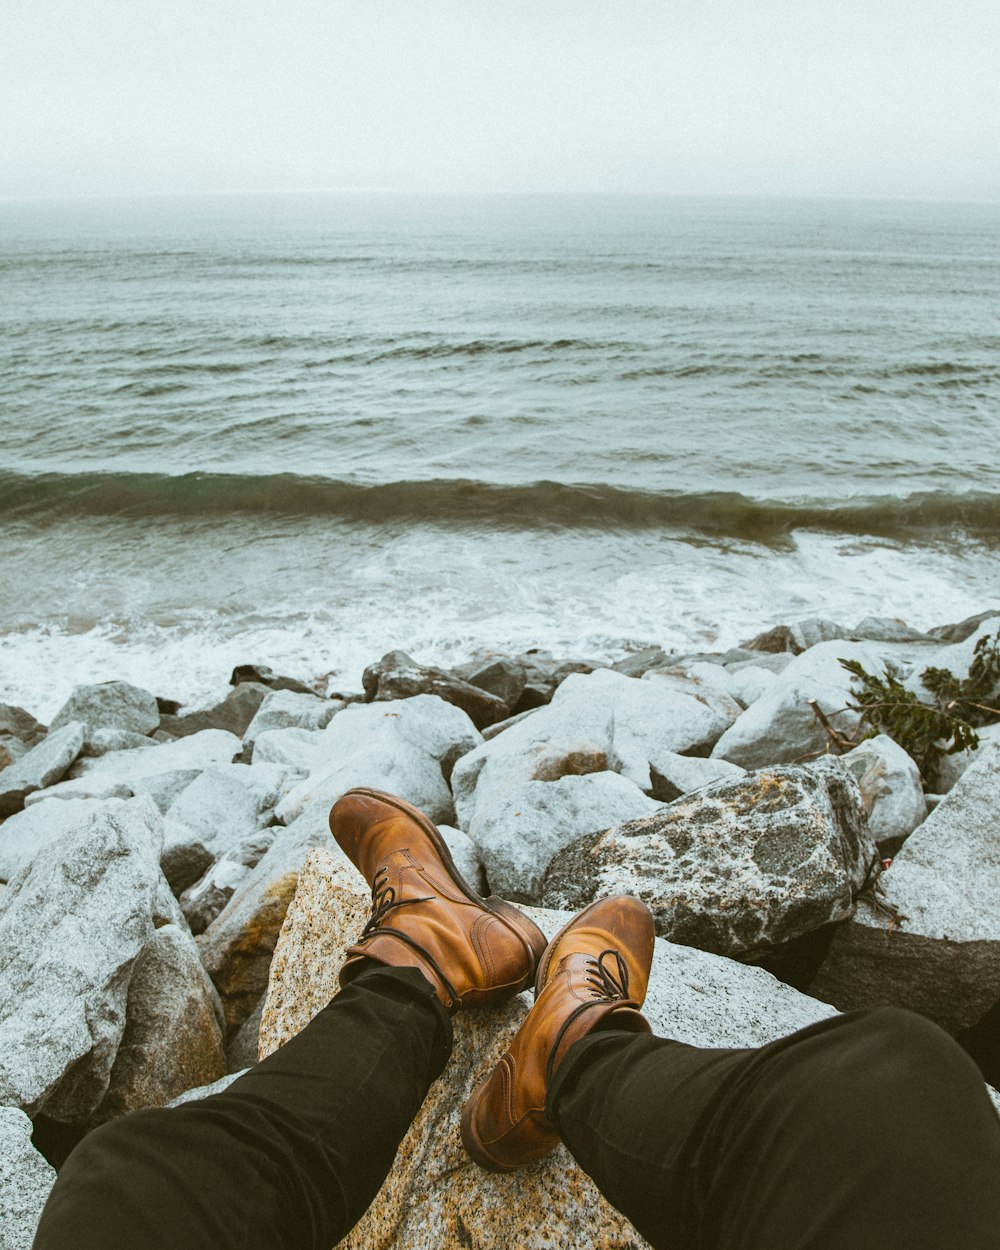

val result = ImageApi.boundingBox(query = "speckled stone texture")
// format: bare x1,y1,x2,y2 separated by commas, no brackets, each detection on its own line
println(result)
542,757,874,959
260,847,845,1250
0,1106,56,1250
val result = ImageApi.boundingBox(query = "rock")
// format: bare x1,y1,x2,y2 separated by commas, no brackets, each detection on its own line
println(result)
648,751,746,802
842,735,926,850
0,721,85,818
727,652,795,674
727,664,779,708
928,608,1000,643
258,847,848,1250
935,721,1000,793
363,650,509,729
470,772,662,903
165,763,290,857
905,615,1000,701
741,618,847,655
22,775,133,807
133,769,204,813
250,726,325,770
0,705,46,748
0,797,162,1119
160,822,215,895
168,1070,245,1106
0,737,29,769
479,708,538,741
611,646,671,677
711,640,889,769
159,683,270,739
453,669,730,830
179,828,278,933
0,797,112,882
851,616,932,644
811,743,1000,1033
742,623,797,653
641,666,743,726
90,924,226,1124
66,729,241,798
155,695,183,716
49,680,159,746
276,696,480,827
437,824,487,896
0,1106,56,1250
457,657,528,710
230,663,314,695
82,727,156,757
543,758,875,960
226,995,265,1071
196,804,340,1032
243,690,343,744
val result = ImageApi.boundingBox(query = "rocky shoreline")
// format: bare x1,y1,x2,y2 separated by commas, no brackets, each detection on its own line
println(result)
2,609,999,1248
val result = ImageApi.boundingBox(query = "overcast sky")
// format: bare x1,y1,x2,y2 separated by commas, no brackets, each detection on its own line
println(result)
2,0,998,201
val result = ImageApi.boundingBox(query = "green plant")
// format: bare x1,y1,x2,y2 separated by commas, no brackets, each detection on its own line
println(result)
839,628,1000,790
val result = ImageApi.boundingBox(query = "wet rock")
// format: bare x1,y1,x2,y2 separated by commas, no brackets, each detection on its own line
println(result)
0,721,85,818
0,797,162,1119
456,657,528,710
542,758,875,960
230,663,314,695
0,1106,56,1250
648,751,746,802
364,650,509,729
0,703,46,749
928,608,1000,644
470,772,661,904
159,683,270,739
90,924,226,1124
611,646,672,677
243,690,343,744
842,734,926,851
49,680,159,747
742,618,848,655
258,847,847,1250
711,641,889,769
276,695,480,827
165,763,291,858
811,743,1000,1033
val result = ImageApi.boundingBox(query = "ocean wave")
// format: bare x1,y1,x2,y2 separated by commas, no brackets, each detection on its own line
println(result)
2,470,998,543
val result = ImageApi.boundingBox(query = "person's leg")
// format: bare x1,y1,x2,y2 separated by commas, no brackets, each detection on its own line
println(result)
34,964,451,1250
548,1007,1000,1250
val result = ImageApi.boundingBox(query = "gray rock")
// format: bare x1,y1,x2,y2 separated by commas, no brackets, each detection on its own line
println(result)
453,668,730,830
480,708,539,741
727,664,779,708
49,680,159,747
542,758,875,960
160,820,215,894
82,727,156,757
160,683,270,739
0,737,29,769
905,615,1000,701
437,824,487,896
91,924,226,1124
0,1106,56,1250
364,650,509,729
230,663,314,695
0,797,111,882
935,721,1000,793
22,776,133,806
226,995,264,1072
471,772,662,903
67,729,241,799
165,763,290,857
842,735,926,850
811,743,1000,1033
0,797,163,1119
741,618,848,655
167,1070,246,1106
197,803,341,1032
711,641,889,769
179,828,278,933
727,652,795,674
928,608,1000,643
610,646,671,677
276,695,480,827
0,704,46,748
243,689,343,745
641,666,743,727
648,751,746,802
250,726,325,769
850,616,932,644
741,623,798,653
458,657,528,710
0,721,85,818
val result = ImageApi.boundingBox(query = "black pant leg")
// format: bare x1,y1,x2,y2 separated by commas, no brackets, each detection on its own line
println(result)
548,1006,1000,1250
34,965,452,1250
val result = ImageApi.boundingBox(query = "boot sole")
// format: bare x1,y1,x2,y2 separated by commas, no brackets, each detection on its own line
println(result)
460,1074,522,1173
338,787,549,988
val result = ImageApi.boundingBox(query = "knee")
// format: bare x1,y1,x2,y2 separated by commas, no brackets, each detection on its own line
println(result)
840,1007,972,1090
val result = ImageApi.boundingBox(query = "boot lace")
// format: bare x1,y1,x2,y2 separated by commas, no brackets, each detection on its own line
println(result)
584,948,631,1001
360,866,434,939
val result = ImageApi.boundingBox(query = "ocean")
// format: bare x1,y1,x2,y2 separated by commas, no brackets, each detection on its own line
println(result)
1,193,998,719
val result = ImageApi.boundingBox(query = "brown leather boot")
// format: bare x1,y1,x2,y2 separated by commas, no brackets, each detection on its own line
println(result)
329,788,548,1012
461,895,655,1171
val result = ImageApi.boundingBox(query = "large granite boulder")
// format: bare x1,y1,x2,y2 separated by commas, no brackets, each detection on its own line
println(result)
364,651,509,729
49,680,159,747
811,743,1000,1033
0,1106,56,1250
66,728,241,797
542,758,875,960
0,797,103,882
0,722,85,818
243,690,343,744
90,923,226,1124
164,763,292,858
275,695,480,827
0,798,163,1119
251,726,324,770
936,721,1000,793
841,734,926,850
711,640,889,769
256,847,844,1250
470,772,662,903
452,668,729,830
